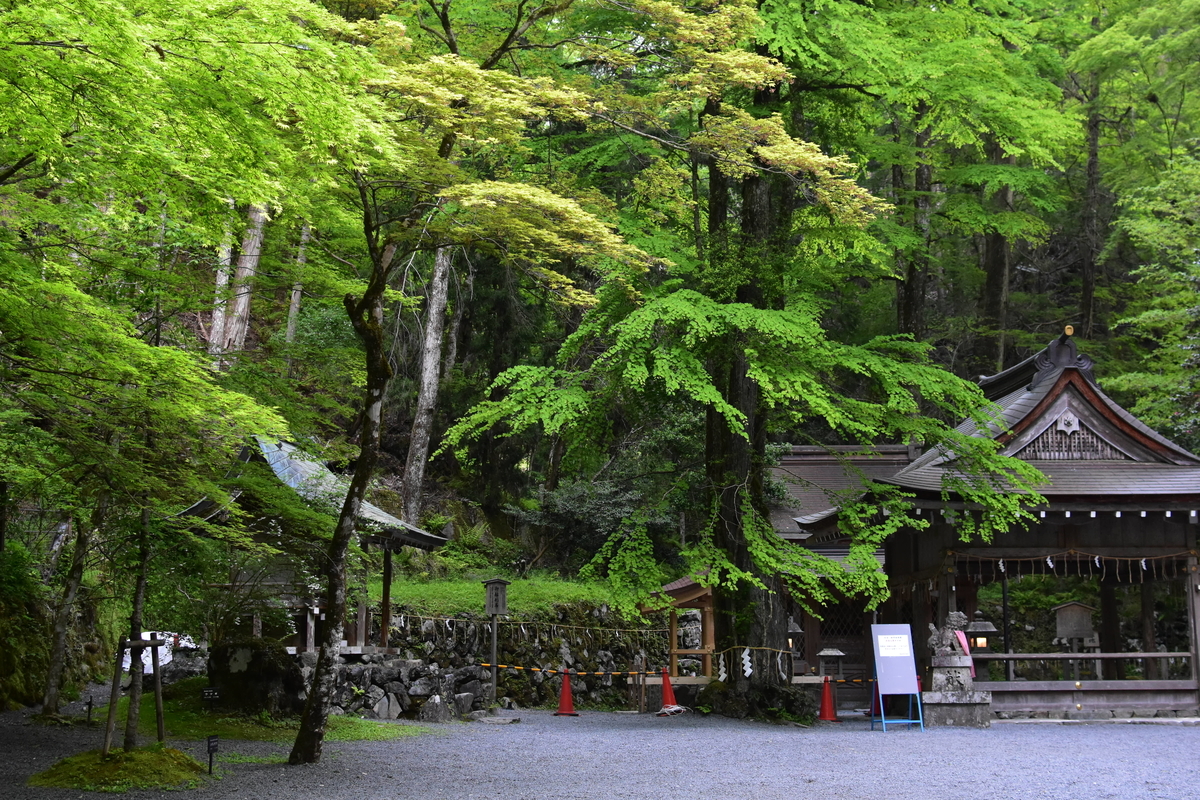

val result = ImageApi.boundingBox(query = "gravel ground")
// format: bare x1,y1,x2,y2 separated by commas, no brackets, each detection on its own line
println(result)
4,701,1200,800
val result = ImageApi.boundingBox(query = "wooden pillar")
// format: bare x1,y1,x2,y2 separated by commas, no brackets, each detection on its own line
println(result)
701,600,715,678
803,610,820,672
379,548,393,649
357,601,368,649
304,608,316,652
1180,522,1200,690
936,566,953,624
1099,576,1124,679
958,575,978,621
251,614,262,639
1141,579,1158,679
668,608,678,677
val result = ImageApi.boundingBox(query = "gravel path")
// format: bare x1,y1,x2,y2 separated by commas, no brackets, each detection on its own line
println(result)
4,705,1200,800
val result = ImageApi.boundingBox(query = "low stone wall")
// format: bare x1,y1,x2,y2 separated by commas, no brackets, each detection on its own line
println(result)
210,604,669,720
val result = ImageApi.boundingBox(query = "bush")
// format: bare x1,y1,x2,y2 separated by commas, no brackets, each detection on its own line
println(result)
0,544,50,708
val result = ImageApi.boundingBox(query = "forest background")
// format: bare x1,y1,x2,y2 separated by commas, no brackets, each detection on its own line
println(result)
3,0,1200,760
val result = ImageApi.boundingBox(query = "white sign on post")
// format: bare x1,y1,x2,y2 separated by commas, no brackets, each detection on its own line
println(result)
871,624,919,697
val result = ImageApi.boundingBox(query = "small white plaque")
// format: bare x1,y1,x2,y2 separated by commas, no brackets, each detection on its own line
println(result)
878,635,910,658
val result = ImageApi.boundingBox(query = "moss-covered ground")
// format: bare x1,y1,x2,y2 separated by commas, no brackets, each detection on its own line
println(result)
103,676,427,743
27,745,206,792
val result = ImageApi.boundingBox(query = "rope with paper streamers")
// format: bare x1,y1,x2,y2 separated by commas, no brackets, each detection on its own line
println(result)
711,646,798,682
478,663,661,676
946,549,1199,583
380,612,669,654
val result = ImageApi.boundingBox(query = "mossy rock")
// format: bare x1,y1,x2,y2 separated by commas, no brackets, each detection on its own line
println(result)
208,638,305,717
27,746,205,792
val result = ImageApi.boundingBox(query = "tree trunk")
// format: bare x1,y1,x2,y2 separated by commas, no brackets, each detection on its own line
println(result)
43,515,90,714
402,246,453,524
289,241,397,765
705,171,789,692
899,107,932,338
222,204,268,353
0,480,7,553
123,507,151,752
1081,73,1102,338
285,224,311,347
981,148,1015,372
442,258,474,382
208,202,236,358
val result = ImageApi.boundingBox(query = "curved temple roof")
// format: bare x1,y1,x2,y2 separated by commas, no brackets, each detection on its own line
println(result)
886,334,1200,500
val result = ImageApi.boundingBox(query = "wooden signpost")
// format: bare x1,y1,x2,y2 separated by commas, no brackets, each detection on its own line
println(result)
483,578,510,706
869,624,924,732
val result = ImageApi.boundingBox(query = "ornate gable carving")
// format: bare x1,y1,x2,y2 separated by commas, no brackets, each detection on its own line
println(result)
1015,417,1132,461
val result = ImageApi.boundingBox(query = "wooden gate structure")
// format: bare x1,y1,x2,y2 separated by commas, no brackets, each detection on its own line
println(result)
781,331,1200,716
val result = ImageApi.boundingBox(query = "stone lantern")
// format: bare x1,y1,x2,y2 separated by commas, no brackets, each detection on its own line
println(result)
966,611,998,653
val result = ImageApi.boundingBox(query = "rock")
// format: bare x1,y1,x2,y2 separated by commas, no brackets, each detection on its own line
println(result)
454,692,475,716
409,677,436,697
419,694,454,723
208,639,306,716
389,691,410,713
384,681,406,695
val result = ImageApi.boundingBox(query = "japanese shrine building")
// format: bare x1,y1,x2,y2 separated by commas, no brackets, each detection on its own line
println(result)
777,331,1200,716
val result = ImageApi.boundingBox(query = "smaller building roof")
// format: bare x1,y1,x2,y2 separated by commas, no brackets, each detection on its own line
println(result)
255,438,446,551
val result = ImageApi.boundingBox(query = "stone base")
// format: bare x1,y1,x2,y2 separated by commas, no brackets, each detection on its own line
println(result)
922,691,992,728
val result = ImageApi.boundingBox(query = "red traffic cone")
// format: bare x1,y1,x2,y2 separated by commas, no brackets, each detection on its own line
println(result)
870,681,881,719
818,675,840,722
660,668,678,707
554,671,579,716
656,668,683,716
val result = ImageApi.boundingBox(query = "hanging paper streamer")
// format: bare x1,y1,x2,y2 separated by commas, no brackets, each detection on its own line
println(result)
777,651,787,681
1046,556,1055,570
1141,559,1147,571
742,647,753,677
717,654,728,683
999,559,1005,573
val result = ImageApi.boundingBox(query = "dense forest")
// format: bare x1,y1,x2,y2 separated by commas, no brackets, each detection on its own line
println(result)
3,0,1200,757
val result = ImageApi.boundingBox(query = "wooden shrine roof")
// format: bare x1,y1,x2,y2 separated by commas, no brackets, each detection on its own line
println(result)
886,334,1200,500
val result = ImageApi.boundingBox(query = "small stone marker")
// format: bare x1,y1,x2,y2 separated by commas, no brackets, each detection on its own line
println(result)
206,735,219,774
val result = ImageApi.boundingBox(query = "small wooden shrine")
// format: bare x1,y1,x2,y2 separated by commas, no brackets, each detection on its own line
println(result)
784,331,1200,716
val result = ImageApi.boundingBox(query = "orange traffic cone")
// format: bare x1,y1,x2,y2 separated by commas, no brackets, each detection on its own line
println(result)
554,671,579,716
818,675,840,722
660,668,677,707
656,668,683,716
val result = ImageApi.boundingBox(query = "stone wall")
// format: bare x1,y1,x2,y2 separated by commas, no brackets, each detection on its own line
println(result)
210,603,669,721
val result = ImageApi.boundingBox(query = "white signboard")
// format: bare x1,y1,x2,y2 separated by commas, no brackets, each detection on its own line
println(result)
877,634,910,658
871,624,919,696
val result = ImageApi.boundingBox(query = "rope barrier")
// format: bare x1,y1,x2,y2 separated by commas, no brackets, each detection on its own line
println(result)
478,663,661,676
381,612,668,635
947,548,1199,582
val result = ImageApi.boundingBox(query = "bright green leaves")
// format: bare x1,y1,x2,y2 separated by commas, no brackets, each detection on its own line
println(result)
0,253,286,513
